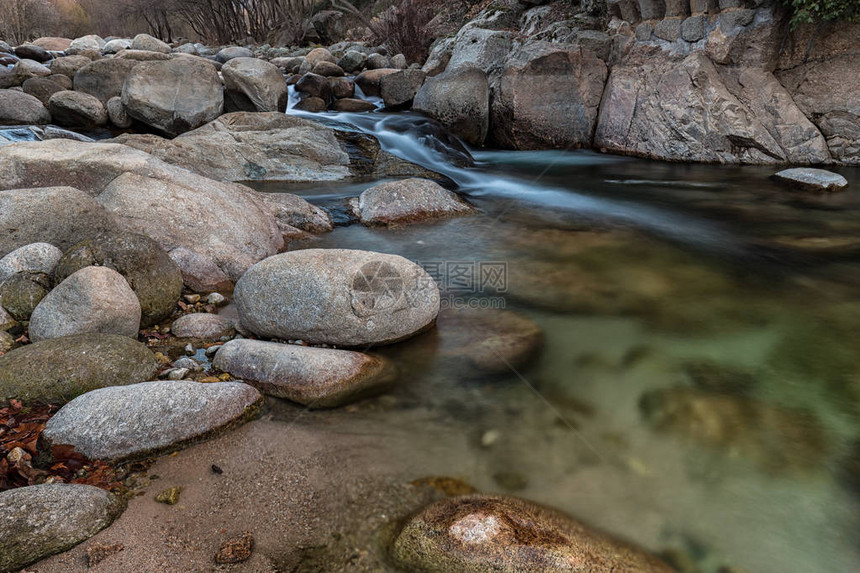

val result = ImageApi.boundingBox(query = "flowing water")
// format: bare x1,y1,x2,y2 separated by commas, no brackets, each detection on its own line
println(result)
251,92,860,573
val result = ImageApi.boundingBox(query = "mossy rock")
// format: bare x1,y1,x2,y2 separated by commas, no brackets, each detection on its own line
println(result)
0,271,51,321
0,333,158,406
54,232,183,327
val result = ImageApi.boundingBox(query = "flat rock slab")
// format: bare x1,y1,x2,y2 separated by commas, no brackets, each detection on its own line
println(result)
234,249,440,347
391,495,675,573
40,380,262,462
0,483,125,573
0,333,157,406
772,168,849,192
213,339,395,408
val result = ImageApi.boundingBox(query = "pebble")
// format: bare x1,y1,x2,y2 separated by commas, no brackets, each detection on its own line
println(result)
206,292,226,305
184,294,201,303
155,486,182,505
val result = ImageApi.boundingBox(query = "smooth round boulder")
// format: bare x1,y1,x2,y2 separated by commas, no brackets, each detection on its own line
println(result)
40,380,262,462
0,484,125,573
54,232,183,327
171,312,235,339
0,90,50,125
312,61,345,77
121,57,224,136
351,178,474,226
354,68,399,98
0,271,50,321
168,247,233,293
337,50,366,73
234,249,440,347
216,46,254,63
29,266,141,342
66,35,105,55
294,96,327,113
329,76,355,99
295,72,331,101
48,90,108,128
11,59,52,84
390,495,676,573
14,44,51,63
49,55,92,78
0,242,62,283
772,168,849,192
48,73,72,90
106,95,132,128
305,47,336,66
22,76,65,106
131,33,171,54
0,333,157,405
214,339,396,408
221,57,288,112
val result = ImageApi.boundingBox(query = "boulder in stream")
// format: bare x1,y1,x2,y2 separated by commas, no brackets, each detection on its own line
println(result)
771,168,849,192
350,178,474,226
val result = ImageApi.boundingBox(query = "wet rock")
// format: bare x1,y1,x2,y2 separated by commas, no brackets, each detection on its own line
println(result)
380,69,426,107
0,90,50,125
214,339,396,408
234,249,440,347
640,387,828,470
49,55,92,78
257,191,333,234
350,178,474,226
48,90,108,128
131,33,171,54
332,98,375,112
40,380,262,462
354,68,399,98
295,96,327,112
0,242,62,283
0,187,119,256
329,76,355,99
215,531,254,564
312,61,344,77
296,72,332,101
390,495,675,572
216,46,253,63
73,58,141,103
29,266,141,342
0,271,51,321
305,47,337,66
22,77,65,106
106,96,132,128
413,67,490,146
492,41,607,150
54,231,183,327
172,313,235,340
121,57,223,136
168,248,234,293
222,57,288,113
0,333,157,405
772,168,849,192
0,484,125,573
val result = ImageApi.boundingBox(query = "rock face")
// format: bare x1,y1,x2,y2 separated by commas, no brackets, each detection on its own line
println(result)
40,380,262,462
492,42,607,149
351,178,474,226
0,484,125,573
234,249,440,347
47,90,108,128
413,67,490,146
0,334,157,405
54,232,183,327
121,58,224,135
772,168,849,192
171,313,235,339
29,266,142,342
0,90,51,125
0,187,119,257
112,112,351,182
390,495,675,573
222,57,288,112
0,242,62,283
595,50,831,164
214,339,396,408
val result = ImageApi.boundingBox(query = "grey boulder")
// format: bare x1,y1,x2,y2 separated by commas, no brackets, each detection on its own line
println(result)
0,90,50,125
40,380,263,462
351,178,474,225
131,33,171,54
413,67,490,146
234,249,440,347
222,57,288,112
47,90,108,128
29,266,141,342
772,168,849,192
214,339,396,408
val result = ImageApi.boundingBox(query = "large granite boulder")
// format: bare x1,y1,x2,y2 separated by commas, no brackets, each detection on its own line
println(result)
0,484,125,573
49,55,92,78
0,90,50,125
491,42,607,149
350,178,474,225
47,90,108,128
214,339,396,408
222,57,287,112
234,249,440,347
0,334,157,405
413,67,490,146
121,57,224,135
73,58,140,103
131,33,171,54
28,266,141,342
54,232,183,327
40,380,263,462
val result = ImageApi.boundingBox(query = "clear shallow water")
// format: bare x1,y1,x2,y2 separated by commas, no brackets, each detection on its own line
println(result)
270,102,860,572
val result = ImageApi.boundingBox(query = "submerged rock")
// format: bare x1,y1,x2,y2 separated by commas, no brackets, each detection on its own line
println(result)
234,249,440,347
54,232,183,327
0,333,157,405
214,339,396,408
772,168,849,192
351,178,474,226
40,380,262,462
390,495,674,572
0,484,125,573
29,266,141,342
